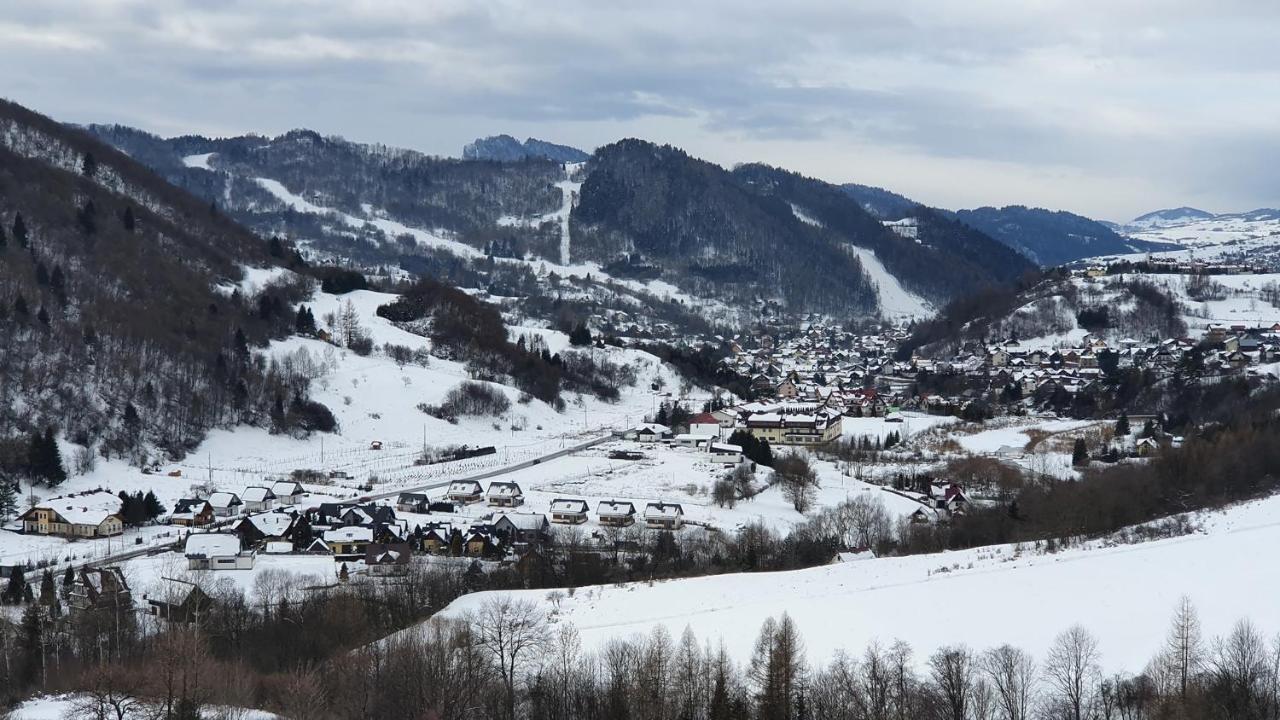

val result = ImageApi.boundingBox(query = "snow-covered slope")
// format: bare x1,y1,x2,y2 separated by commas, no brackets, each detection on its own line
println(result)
1106,209,1280,268
438,493,1280,672
848,247,934,321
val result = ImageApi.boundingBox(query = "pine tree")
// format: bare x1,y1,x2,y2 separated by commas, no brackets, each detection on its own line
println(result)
37,428,66,487
268,236,285,257
0,220,6,249
38,571,55,607
36,306,50,326
4,569,28,604
122,206,135,231
123,402,141,430
1115,413,1130,437
34,262,49,285
61,566,74,596
50,265,65,300
569,322,592,346
82,151,97,178
13,213,28,248
1072,438,1089,467
17,602,44,686
0,480,16,520
143,490,164,520
338,562,349,582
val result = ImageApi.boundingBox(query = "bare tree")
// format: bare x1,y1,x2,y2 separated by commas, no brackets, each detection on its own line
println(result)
468,596,551,720
929,645,976,720
1159,595,1205,701
1043,625,1101,720
981,644,1037,720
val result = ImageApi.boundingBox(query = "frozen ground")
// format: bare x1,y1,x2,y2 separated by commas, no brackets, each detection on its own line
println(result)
437,492,1280,673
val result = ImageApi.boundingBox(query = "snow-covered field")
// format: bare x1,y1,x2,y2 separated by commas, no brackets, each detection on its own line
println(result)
10,694,280,720
438,492,1280,673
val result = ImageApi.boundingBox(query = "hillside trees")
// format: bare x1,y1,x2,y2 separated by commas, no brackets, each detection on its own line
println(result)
0,100,322,463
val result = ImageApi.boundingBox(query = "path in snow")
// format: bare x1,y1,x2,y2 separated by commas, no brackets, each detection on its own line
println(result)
554,162,584,265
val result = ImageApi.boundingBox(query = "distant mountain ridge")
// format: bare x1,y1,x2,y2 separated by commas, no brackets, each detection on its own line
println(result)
463,134,589,163
841,183,1164,267
1127,207,1216,230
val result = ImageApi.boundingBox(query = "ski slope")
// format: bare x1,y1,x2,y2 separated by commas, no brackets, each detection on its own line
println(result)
438,493,1280,672
848,247,934,321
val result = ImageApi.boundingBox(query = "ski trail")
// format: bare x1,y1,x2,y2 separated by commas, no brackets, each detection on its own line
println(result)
555,162,583,265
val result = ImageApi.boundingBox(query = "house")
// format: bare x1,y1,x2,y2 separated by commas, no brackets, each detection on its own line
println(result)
364,542,413,576
632,423,671,443
148,585,213,624
688,412,723,438
464,526,499,557
597,500,636,528
707,442,744,465
20,492,124,538
672,433,716,449
324,525,373,560
169,498,214,527
69,567,132,614
447,480,484,504
234,511,297,549
396,492,431,513
494,513,550,545
270,480,307,506
184,533,254,570
549,498,589,525
241,486,277,513
207,492,243,517
487,481,525,508
644,502,684,531
1135,437,1160,457
418,522,454,554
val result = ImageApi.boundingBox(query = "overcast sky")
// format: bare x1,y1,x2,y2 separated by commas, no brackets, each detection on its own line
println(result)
3,0,1277,221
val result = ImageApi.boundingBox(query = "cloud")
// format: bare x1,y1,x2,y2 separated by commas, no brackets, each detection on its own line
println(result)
1,0,1277,219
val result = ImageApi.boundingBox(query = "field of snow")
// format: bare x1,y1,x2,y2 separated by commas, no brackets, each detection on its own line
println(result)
841,412,957,442
438,492,1280,673
1098,213,1280,268
10,694,280,720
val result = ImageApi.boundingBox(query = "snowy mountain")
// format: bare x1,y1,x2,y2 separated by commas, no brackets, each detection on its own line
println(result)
463,134,590,163
89,125,1035,326
842,184,1161,267
1127,206,1217,230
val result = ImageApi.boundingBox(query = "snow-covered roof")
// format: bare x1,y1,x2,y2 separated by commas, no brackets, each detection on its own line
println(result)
241,486,276,503
550,499,588,513
709,442,743,454
31,492,122,526
208,492,241,509
597,500,635,516
645,502,684,518
447,480,482,494
496,512,548,530
241,512,294,537
271,480,305,496
487,481,523,498
324,526,373,543
185,533,242,559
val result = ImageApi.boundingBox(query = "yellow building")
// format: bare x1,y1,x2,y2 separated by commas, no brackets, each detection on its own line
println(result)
20,492,124,538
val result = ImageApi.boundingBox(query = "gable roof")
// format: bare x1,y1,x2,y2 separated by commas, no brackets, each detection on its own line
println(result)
184,533,242,558
597,500,636,516
549,498,588,514
207,492,242,509
23,491,122,526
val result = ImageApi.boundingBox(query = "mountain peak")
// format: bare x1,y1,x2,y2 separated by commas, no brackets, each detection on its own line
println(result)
1128,206,1215,229
462,134,589,163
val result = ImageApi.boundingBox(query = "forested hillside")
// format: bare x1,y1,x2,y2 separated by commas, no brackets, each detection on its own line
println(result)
0,99,314,468
735,164,1034,303
953,205,1155,266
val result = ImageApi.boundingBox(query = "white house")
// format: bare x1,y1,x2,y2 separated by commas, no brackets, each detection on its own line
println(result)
549,498,589,524
185,533,253,570
672,433,715,449
241,486,277,513
207,492,243,517
706,442,744,465
487,481,525,508
644,502,684,530
688,412,724,438
597,500,636,528
447,480,484,504
270,480,307,506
